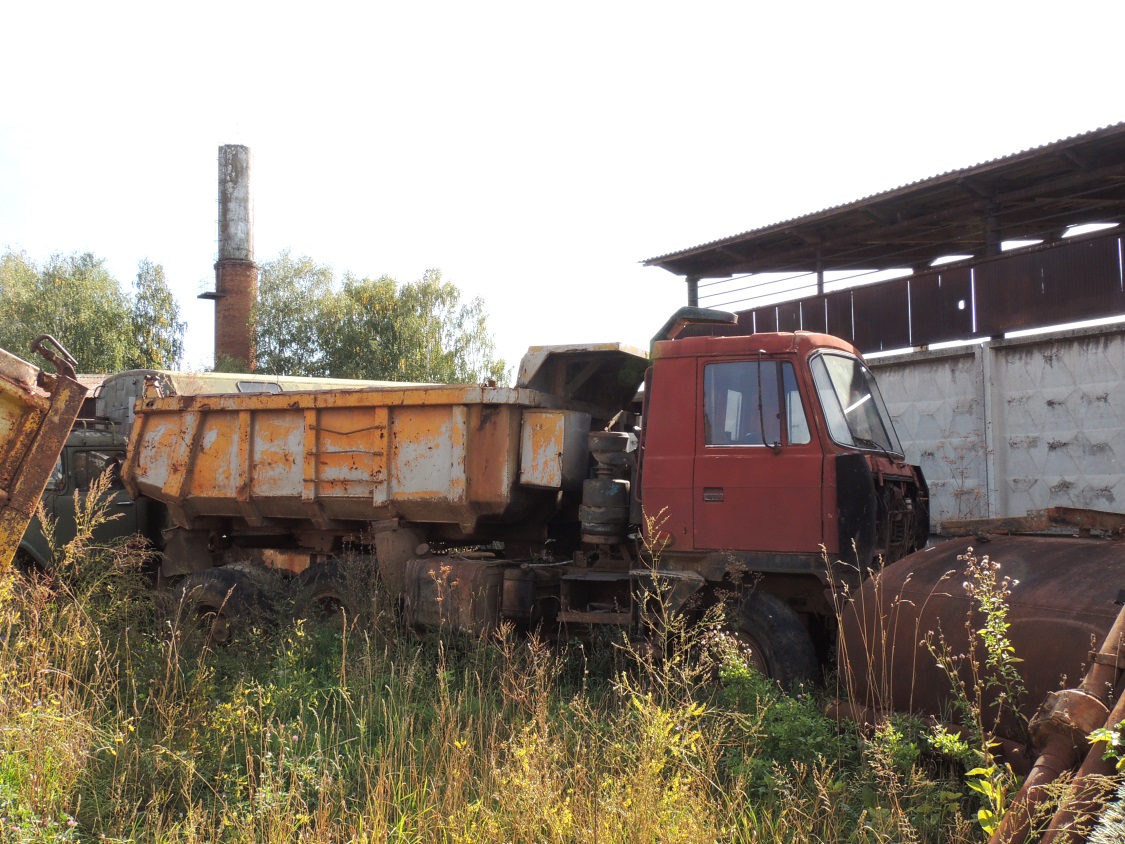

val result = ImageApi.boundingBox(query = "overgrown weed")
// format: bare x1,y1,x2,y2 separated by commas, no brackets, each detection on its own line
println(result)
1,490,997,842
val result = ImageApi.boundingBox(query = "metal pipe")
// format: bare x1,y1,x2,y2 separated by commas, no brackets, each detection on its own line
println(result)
989,719,1097,844
988,601,1125,844
1037,682,1125,843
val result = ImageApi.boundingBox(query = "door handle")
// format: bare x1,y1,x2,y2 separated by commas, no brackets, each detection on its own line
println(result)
702,487,724,502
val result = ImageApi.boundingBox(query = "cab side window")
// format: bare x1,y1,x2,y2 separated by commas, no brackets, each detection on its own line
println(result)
47,457,65,491
70,450,125,489
704,361,810,446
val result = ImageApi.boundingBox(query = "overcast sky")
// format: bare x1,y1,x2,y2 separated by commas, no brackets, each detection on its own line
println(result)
2,2,1123,376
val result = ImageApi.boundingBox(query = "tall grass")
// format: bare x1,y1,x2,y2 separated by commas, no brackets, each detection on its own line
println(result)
1,493,992,842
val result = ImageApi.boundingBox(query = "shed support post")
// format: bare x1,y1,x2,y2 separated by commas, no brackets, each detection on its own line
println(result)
686,275,699,307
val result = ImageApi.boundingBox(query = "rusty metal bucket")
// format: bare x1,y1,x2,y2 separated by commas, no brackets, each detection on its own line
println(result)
0,336,86,568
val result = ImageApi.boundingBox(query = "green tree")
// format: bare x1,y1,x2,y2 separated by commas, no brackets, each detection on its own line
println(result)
253,250,334,377
322,269,505,383
317,273,398,379
0,250,137,373
253,254,505,384
0,250,38,355
128,259,185,370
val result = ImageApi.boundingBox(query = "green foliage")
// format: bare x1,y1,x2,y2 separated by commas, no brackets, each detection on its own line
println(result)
129,259,185,370
254,251,506,383
0,251,136,372
0,250,184,374
924,548,1026,837
964,763,1007,836
1090,722,1125,773
253,250,335,377
717,651,847,796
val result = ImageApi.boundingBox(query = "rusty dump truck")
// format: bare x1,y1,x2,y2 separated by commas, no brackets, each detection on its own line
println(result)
0,337,87,569
112,307,928,686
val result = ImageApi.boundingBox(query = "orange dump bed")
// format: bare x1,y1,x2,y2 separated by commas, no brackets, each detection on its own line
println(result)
0,339,87,567
124,383,593,535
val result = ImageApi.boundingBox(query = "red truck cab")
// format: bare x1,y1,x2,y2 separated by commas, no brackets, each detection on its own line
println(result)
639,328,928,610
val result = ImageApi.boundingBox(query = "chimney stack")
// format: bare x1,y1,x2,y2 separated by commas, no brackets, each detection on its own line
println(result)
201,144,258,370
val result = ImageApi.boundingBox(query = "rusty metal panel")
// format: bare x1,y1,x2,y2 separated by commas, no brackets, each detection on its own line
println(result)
776,301,802,332
976,236,1125,336
519,409,591,490
0,351,47,489
0,339,86,567
909,267,974,347
797,296,828,334
404,556,505,634
853,278,911,352
515,343,648,424
941,506,1125,537
825,291,853,342
390,404,468,502
314,404,387,499
751,306,778,333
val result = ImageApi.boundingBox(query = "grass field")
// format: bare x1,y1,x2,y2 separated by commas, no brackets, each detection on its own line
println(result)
0,490,1077,843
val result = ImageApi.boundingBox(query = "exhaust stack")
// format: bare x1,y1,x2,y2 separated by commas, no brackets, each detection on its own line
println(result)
201,144,257,370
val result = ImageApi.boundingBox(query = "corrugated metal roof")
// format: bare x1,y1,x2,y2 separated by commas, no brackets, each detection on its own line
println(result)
644,122,1125,278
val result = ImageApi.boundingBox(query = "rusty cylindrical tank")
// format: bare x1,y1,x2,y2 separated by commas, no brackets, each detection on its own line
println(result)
837,535,1124,744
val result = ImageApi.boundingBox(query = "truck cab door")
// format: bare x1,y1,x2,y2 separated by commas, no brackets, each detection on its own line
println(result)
693,358,825,554
50,446,139,552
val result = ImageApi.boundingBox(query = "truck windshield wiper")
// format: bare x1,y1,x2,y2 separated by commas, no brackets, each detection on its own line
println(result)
852,435,890,456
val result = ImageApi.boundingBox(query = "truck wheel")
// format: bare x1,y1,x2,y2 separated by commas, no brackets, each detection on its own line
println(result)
171,568,261,647
734,591,818,690
296,560,371,629
13,549,43,578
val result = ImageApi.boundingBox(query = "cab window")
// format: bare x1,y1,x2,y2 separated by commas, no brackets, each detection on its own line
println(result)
47,457,65,491
703,360,810,446
70,450,126,489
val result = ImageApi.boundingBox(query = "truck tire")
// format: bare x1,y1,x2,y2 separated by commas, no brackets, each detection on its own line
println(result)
296,559,372,629
13,549,43,577
171,567,263,647
735,591,818,691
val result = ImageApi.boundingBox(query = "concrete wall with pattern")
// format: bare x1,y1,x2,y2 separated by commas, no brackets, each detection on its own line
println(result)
869,324,1125,530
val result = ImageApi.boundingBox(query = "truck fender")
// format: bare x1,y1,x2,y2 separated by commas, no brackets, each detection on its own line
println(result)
160,528,213,577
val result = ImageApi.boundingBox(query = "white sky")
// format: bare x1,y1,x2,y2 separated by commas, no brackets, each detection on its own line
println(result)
2,2,1123,378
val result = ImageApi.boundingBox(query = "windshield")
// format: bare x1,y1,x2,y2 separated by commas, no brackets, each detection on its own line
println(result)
810,353,903,455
